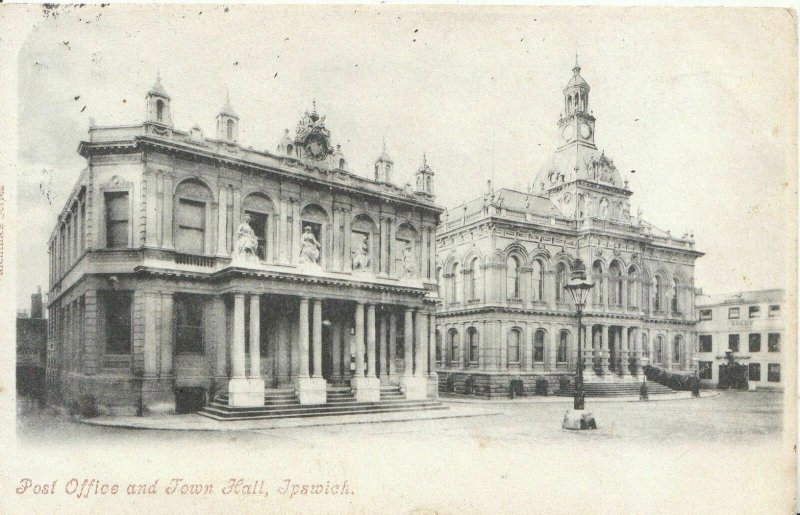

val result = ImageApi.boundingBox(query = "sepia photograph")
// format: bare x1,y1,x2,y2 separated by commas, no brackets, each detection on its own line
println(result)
0,4,796,513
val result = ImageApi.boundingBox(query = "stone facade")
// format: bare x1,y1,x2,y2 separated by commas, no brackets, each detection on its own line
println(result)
46,76,442,415
435,61,704,398
695,289,786,390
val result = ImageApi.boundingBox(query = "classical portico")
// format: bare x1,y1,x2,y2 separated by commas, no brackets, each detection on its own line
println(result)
223,278,439,406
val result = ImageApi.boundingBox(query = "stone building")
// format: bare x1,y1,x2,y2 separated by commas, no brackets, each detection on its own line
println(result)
695,289,786,390
435,60,704,397
17,287,47,399
46,75,442,415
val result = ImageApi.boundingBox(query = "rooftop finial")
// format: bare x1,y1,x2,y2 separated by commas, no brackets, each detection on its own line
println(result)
312,98,317,113
423,152,427,166
225,86,231,105
573,53,581,74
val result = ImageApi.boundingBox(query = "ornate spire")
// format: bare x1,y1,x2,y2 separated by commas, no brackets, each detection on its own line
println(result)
220,86,237,117
573,53,580,74
149,69,169,98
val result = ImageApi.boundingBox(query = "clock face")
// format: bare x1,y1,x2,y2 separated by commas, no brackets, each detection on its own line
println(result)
580,123,592,139
561,124,575,141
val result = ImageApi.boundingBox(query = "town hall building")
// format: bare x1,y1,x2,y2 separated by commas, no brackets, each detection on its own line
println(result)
46,76,442,416
435,60,704,397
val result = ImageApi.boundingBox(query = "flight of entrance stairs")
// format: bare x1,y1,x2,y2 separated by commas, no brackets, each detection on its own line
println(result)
558,380,676,397
197,385,446,421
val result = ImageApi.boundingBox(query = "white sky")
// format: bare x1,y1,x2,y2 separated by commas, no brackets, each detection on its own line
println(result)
12,5,797,309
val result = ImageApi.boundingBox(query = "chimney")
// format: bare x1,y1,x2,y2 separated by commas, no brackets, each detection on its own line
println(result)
30,286,43,319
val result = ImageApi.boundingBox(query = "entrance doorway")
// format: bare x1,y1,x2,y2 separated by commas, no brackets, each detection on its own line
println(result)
321,322,333,380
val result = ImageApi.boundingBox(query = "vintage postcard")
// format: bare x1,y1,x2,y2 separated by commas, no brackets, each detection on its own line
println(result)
0,4,796,514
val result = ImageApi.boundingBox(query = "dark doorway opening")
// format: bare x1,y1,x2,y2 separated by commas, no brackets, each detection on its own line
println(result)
175,387,206,413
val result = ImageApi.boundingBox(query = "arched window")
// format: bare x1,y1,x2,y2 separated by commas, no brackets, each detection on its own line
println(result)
654,335,664,364
609,261,623,307
226,119,234,140
452,263,462,304
156,99,164,122
449,329,460,365
673,336,683,368
531,259,544,301
534,329,545,363
654,276,663,312
466,257,481,301
555,262,568,302
175,179,212,255
558,330,569,363
506,256,520,299
467,327,479,364
671,277,680,313
627,266,639,309
642,334,650,359
592,261,603,305
507,328,521,364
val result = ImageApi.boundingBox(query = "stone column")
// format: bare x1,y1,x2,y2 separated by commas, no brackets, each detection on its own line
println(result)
366,304,377,378
248,294,264,403
380,217,389,275
143,291,159,378
331,320,342,383
525,322,534,371
388,311,398,381
162,174,174,249
291,200,301,265
312,299,323,378
601,324,610,373
343,210,352,272
403,308,414,377
498,320,507,370
415,310,427,377
387,219,395,276
232,294,247,379
160,292,174,376
428,228,436,281
297,298,310,378
549,327,558,371
354,302,365,377
620,326,629,376
428,313,437,378
216,186,228,256
351,301,379,401
379,314,388,383
545,271,556,307
212,295,226,380
278,197,287,263
633,327,643,375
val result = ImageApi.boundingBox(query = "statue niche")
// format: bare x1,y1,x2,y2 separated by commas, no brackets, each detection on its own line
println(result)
299,225,322,265
232,214,260,266
351,232,372,272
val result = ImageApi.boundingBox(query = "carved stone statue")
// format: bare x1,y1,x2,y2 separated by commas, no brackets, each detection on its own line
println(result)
402,243,416,277
352,235,371,271
232,214,259,263
299,226,321,264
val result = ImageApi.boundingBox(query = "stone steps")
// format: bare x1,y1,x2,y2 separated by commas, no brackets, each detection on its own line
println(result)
198,385,443,421
558,381,676,397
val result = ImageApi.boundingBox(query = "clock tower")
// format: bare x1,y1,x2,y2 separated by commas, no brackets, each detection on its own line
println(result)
557,55,596,150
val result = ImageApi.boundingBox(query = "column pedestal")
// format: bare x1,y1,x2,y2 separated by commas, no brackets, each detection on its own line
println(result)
400,376,428,400
351,376,381,402
229,377,265,407
295,376,327,405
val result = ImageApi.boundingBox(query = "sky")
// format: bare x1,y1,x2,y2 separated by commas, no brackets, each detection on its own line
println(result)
11,5,797,310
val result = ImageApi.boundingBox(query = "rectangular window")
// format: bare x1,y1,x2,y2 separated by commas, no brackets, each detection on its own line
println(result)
699,308,712,321
699,334,712,353
768,333,780,352
105,192,129,248
768,304,780,317
728,334,739,352
507,330,520,364
176,199,206,254
175,294,204,354
699,361,712,380
748,333,761,353
104,291,132,355
728,307,739,319
748,305,760,318
768,364,781,382
748,363,761,382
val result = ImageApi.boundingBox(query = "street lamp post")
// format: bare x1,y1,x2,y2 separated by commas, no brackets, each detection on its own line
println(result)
562,259,595,430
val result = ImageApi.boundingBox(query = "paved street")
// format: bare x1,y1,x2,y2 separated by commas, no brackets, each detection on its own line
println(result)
12,391,790,514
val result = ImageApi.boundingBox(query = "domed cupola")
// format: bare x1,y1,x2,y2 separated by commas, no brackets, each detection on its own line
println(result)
145,71,172,127
216,88,240,143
